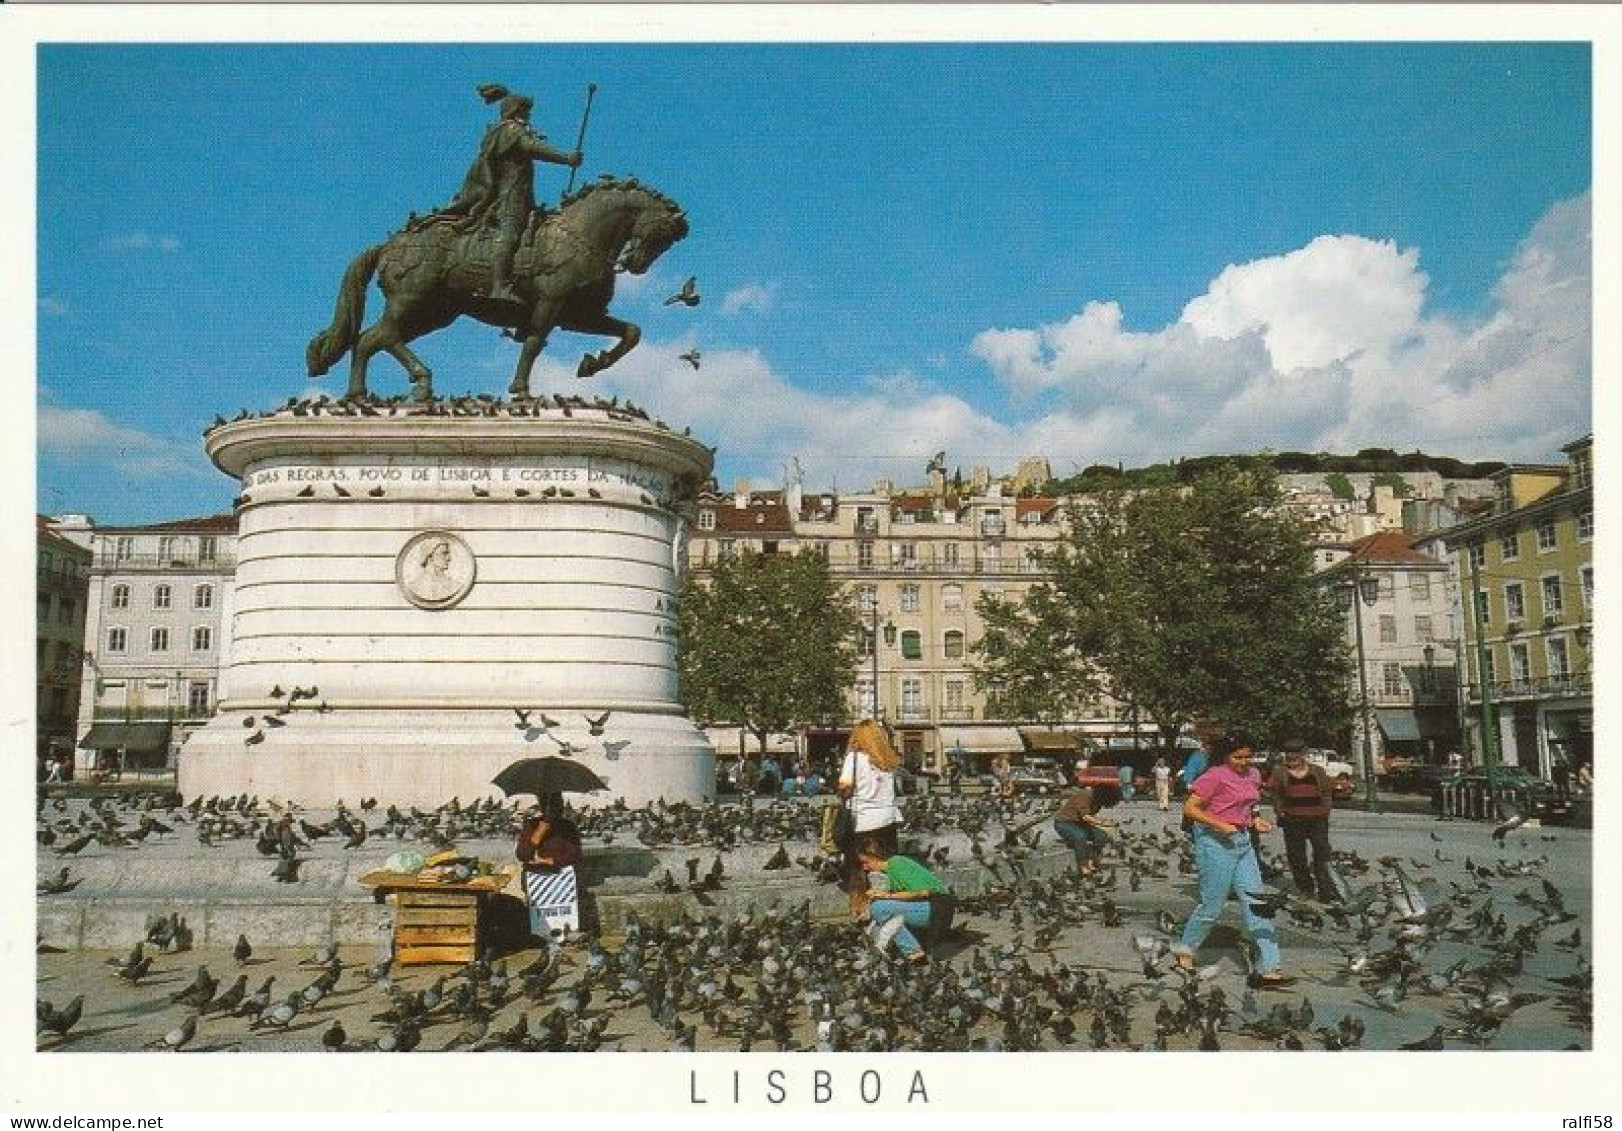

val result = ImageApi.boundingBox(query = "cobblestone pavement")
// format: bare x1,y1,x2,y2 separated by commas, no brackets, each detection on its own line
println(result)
35,801,1590,1054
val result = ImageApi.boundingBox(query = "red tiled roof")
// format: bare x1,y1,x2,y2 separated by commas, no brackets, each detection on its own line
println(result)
1342,532,1439,567
1016,497,1060,519
700,496,794,535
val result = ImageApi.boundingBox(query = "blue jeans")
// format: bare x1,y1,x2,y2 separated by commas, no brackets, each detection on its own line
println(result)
1173,825,1281,974
869,898,932,957
1053,819,1102,865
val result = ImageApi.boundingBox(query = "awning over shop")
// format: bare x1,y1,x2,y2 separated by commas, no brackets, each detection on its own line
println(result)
704,727,799,756
1375,711,1420,742
939,725,1025,754
79,722,171,752
1021,728,1085,753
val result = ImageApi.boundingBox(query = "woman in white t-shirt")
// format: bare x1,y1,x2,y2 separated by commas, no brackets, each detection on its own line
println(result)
837,719,902,912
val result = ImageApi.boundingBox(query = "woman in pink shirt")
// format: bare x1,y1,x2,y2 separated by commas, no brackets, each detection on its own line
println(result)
1169,733,1294,989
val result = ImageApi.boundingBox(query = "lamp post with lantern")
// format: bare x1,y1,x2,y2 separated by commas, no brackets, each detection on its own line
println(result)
1336,568,1381,809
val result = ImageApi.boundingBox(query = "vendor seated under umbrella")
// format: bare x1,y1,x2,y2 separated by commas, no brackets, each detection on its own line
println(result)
515,795,583,942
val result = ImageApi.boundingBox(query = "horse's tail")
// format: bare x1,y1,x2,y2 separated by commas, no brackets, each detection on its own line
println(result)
306,244,384,377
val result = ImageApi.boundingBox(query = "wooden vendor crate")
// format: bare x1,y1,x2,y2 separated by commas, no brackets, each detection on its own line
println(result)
394,888,480,966
358,869,515,967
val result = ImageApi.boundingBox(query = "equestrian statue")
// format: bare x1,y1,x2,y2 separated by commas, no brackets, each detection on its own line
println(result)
307,83,689,401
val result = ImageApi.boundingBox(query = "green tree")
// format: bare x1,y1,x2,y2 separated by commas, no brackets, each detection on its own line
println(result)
1324,472,1355,500
677,550,860,754
973,466,1352,746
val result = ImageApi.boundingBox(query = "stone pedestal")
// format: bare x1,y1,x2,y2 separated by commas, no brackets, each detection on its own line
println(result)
178,404,715,808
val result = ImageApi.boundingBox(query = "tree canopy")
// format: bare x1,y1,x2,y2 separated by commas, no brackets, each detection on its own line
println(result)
677,550,861,753
972,465,1353,746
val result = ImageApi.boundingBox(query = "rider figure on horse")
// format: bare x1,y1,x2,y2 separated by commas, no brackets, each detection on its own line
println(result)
436,84,582,304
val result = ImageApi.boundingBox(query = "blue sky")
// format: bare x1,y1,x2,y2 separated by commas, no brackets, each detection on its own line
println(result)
35,40,1593,523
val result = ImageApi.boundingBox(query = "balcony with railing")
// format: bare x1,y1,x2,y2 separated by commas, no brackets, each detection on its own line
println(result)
97,552,236,571
1465,670,1592,703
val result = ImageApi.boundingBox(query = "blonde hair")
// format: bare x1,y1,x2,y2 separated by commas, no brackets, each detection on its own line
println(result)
849,718,901,772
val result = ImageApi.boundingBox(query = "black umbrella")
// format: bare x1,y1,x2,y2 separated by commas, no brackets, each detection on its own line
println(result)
492,756,608,798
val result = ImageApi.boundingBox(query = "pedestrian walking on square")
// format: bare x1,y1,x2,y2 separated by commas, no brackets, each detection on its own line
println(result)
854,840,946,966
838,719,902,914
1266,737,1338,903
1052,765,1115,876
1576,760,1593,794
1171,733,1294,989
1153,757,1172,810
1118,762,1136,802
1551,753,1572,800
1177,744,1209,798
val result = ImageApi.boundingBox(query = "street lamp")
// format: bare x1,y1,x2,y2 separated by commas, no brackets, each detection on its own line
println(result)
867,595,895,721
1337,569,1380,810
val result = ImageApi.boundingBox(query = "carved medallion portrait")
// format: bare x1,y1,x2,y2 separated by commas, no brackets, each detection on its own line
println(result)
396,530,476,610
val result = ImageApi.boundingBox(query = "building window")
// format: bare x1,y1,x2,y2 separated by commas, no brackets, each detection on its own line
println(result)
37,593,50,625
194,584,214,610
188,681,212,716
107,627,127,653
899,584,920,613
717,539,736,561
1381,662,1406,698
858,585,876,614
157,536,179,562
58,596,76,625
1479,649,1495,687
942,542,959,567
1411,573,1430,601
1023,547,1044,573
1504,583,1525,622
901,678,922,717
1541,575,1564,618
114,536,134,562
944,680,965,712
198,536,218,564
111,584,130,610
858,626,875,659
854,679,875,718
1377,572,1395,599
856,507,877,534
1498,532,1520,562
1378,615,1397,644
900,630,922,661
1474,590,1490,628
943,629,965,659
1508,643,1530,689
1581,565,1593,608
1467,542,1485,571
895,542,917,570
981,544,1001,572
697,509,715,531
857,541,874,570
154,584,172,610
1577,511,1593,542
1536,519,1557,552
151,627,170,652
1547,637,1571,680
941,583,963,612
1414,615,1433,643
192,626,213,651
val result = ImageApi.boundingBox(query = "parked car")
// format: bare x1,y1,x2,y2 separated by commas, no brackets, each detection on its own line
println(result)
1005,757,1067,796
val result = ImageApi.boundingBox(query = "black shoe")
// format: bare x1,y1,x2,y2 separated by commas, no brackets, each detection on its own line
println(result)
1248,973,1296,990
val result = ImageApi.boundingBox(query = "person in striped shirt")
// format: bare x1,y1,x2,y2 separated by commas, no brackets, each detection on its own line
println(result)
1266,737,1338,904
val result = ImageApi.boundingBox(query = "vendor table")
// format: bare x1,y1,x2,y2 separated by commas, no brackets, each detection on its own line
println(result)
359,871,515,966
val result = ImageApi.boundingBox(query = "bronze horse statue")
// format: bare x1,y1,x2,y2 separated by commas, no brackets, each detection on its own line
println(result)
307,178,689,400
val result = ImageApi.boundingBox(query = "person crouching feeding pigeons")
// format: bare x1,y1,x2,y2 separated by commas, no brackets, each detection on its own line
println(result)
1052,764,1115,876
516,797,583,943
1170,734,1295,989
854,839,944,966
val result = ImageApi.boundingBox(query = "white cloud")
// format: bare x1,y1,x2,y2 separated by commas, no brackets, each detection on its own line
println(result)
107,230,181,252
39,405,208,478
971,193,1590,466
721,282,776,316
487,194,1590,492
